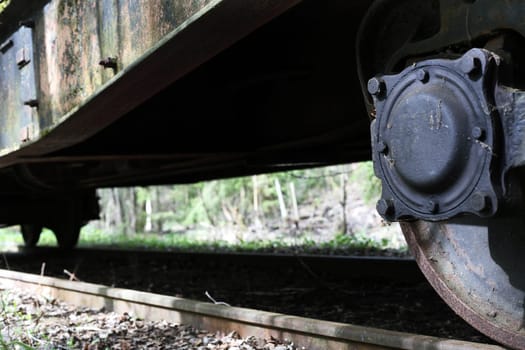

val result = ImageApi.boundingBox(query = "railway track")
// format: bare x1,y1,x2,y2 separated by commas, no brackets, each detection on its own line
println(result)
0,268,504,350
0,247,423,282
0,248,498,345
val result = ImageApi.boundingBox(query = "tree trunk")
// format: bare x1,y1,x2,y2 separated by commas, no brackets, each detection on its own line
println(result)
274,178,288,224
289,181,299,228
340,172,349,235
252,175,261,227
117,188,128,235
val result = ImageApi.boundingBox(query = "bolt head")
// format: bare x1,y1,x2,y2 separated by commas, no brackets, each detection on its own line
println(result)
416,69,429,83
367,77,385,96
471,192,490,212
472,126,485,140
460,56,481,76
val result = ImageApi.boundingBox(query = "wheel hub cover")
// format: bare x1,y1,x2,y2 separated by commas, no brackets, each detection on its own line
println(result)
370,49,500,221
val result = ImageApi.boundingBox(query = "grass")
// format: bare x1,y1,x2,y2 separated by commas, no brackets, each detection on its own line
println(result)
0,225,407,256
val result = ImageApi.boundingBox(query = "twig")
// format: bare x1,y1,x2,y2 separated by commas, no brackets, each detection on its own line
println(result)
40,262,46,277
205,291,230,306
2,254,9,270
63,269,80,281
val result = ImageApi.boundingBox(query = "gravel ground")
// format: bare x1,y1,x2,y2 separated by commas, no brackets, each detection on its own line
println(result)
0,286,298,350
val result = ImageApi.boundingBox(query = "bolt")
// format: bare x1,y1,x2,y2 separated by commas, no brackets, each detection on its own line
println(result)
472,126,485,140
367,77,385,96
16,48,29,68
23,99,38,108
377,199,395,218
416,69,429,83
377,140,388,154
0,40,13,54
460,56,481,76
471,192,491,212
427,200,439,214
99,57,118,70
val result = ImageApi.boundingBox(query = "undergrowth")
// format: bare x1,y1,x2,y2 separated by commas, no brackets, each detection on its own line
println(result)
0,226,407,256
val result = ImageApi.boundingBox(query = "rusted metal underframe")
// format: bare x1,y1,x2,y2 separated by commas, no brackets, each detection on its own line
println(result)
13,148,367,189
0,269,503,350
77,154,250,187
0,0,302,169
73,149,368,188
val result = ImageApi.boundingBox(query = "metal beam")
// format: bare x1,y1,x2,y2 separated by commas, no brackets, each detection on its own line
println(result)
0,0,301,167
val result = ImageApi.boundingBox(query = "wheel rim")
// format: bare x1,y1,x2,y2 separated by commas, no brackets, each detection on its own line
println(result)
402,214,525,349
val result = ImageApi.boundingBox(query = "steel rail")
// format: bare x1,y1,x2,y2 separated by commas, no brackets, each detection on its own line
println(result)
0,269,504,350
5,247,423,283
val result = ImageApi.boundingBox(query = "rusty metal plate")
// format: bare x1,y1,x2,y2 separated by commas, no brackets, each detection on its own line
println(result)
0,24,38,151
0,0,301,168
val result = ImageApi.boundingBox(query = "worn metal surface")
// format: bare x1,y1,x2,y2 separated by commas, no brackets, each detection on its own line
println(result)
35,0,213,129
402,216,525,350
0,0,301,165
0,24,38,151
0,269,504,350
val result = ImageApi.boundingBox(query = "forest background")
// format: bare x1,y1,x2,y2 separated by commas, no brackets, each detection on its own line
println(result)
92,162,405,249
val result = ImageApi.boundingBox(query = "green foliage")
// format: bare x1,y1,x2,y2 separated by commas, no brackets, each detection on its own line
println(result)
350,161,381,204
0,0,10,14
0,162,400,251
74,226,398,253
0,339,35,350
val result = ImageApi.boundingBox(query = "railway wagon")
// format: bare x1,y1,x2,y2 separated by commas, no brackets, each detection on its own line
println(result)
0,0,524,348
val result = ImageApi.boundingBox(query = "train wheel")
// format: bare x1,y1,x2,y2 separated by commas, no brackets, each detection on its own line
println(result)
402,212,525,349
50,219,82,249
20,224,43,247
357,1,525,347
365,47,525,348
